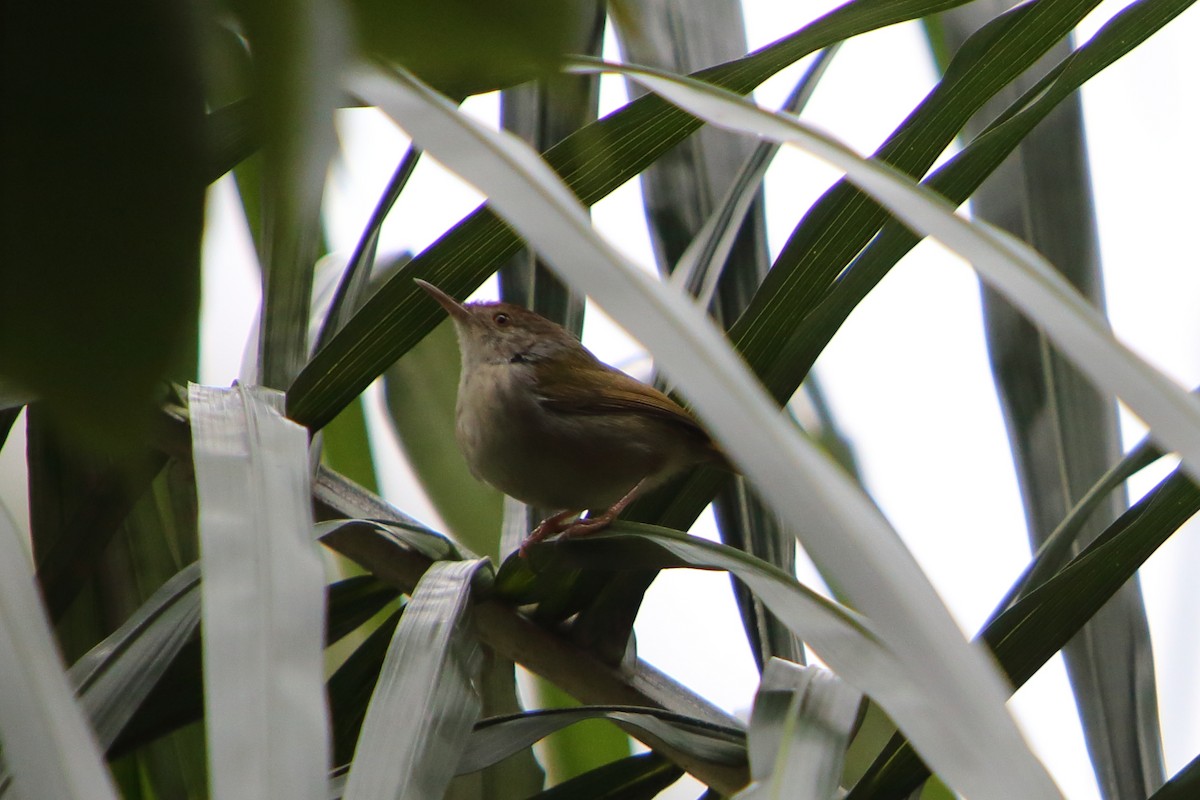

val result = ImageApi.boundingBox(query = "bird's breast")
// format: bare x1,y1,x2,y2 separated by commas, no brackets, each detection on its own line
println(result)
454,363,670,511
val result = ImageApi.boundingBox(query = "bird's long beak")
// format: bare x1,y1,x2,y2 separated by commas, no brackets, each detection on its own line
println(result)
415,279,472,324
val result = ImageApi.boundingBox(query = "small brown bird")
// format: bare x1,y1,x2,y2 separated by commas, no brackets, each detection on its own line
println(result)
416,279,729,556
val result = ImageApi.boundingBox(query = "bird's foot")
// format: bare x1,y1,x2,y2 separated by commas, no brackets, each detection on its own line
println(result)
518,510,580,558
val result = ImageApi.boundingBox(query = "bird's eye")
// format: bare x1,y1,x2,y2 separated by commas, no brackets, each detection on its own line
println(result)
494,312,510,326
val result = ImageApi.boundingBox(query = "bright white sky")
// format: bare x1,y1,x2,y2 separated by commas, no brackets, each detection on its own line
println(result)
191,2,1200,797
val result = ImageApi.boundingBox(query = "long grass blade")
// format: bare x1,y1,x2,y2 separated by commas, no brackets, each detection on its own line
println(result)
248,0,347,388
68,563,201,748
934,4,1164,793
317,146,422,349
189,384,330,800
599,58,1200,484
850,465,1200,797
287,0,985,431
347,62,1060,799
341,559,488,800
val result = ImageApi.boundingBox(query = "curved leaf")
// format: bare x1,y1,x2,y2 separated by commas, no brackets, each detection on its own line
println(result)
528,752,681,800
0,503,117,800
599,57,1200,488
342,559,489,800
345,62,1059,800
850,465,1200,797
458,706,745,775
287,0,982,431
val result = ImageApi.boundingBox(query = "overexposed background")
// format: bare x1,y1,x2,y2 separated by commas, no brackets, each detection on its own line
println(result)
191,2,1200,797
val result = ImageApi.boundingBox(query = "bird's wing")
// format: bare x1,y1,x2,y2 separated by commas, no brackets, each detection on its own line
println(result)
537,359,710,436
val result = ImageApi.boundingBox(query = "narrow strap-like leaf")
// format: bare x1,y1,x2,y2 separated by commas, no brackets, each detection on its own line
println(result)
850,465,1200,797
286,0,983,431
934,4,1164,793
316,146,422,350
458,706,746,775
0,504,117,800
346,62,1061,800
527,752,681,799
68,563,201,748
251,0,347,388
342,559,489,800
189,384,330,800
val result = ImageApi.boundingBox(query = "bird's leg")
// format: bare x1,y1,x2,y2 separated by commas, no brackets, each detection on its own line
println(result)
559,478,649,539
518,479,651,557
519,509,581,558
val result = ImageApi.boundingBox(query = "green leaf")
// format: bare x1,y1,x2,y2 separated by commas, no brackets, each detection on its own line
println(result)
321,397,380,495
286,0,981,431
447,649,547,798
341,559,490,800
234,0,347,388
328,609,401,767
626,0,1123,535
188,384,330,799
346,62,1058,799
313,468,747,795
534,525,1051,798
204,98,260,184
0,1,205,455
26,406,167,634
67,564,200,749
1151,754,1200,800
525,680,631,785
347,0,579,97
933,3,1164,792
317,148,422,351
603,56,1200,499
995,434,1167,613
849,466,1200,797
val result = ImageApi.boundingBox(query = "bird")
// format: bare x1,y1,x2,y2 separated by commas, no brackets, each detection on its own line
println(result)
415,278,730,556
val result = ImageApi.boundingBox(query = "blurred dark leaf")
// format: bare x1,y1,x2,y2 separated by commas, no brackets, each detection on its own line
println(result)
204,98,260,183
0,1,205,455
329,609,401,766
231,0,346,388
26,406,166,636
348,0,579,97
1152,754,1200,800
